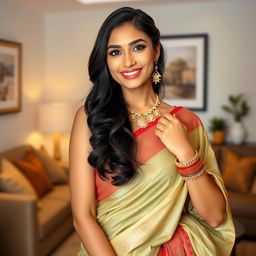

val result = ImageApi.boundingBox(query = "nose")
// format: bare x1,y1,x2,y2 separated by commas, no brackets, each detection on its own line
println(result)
123,51,136,68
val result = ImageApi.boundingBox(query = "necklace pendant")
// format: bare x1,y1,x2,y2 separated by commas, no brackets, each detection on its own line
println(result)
128,93,161,129
138,116,148,128
147,114,155,122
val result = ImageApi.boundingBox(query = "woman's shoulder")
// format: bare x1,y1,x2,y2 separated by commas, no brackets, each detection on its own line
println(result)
161,102,203,131
76,105,87,118
71,105,91,138
177,106,203,132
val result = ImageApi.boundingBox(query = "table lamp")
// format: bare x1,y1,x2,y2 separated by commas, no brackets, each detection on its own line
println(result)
39,102,74,161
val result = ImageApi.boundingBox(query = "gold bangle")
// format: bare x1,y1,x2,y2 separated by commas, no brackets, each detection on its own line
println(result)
182,168,205,181
175,150,199,168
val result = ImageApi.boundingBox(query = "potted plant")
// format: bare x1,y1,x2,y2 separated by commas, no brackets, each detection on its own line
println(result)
209,117,227,145
222,94,249,144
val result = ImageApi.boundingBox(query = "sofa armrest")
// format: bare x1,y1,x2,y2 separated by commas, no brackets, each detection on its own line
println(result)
0,193,38,256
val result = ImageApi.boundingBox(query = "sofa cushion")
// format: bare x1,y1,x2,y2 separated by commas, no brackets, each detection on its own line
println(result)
227,190,256,218
34,149,68,185
0,145,32,163
45,185,70,201
0,158,37,196
37,196,71,240
222,150,256,193
13,150,53,198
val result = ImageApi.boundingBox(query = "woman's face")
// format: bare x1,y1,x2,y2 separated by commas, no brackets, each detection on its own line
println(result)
106,22,159,91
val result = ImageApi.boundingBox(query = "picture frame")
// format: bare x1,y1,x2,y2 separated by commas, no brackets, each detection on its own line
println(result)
0,40,22,114
160,34,208,111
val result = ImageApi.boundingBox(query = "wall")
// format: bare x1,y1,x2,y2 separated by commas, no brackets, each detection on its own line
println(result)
0,0,45,151
0,0,255,162
45,0,256,143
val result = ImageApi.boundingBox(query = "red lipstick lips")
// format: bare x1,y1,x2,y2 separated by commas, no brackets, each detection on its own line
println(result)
120,68,141,79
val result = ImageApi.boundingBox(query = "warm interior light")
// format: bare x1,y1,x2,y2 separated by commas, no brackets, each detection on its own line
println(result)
39,102,74,161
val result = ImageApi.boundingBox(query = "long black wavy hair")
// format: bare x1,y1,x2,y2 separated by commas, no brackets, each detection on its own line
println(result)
85,7,165,186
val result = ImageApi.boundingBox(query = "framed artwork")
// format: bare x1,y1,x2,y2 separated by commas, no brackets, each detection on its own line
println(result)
160,34,208,111
0,40,22,114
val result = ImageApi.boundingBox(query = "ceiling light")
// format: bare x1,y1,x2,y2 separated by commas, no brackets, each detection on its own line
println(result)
77,0,135,4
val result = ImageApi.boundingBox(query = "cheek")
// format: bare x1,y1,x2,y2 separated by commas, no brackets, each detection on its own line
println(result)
107,58,118,75
140,52,154,69
143,56,154,73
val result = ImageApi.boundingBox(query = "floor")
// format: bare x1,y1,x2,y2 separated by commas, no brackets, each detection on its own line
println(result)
50,231,256,256
50,232,80,256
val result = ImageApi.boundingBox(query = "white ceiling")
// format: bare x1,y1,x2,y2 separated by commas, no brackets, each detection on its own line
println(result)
8,0,230,13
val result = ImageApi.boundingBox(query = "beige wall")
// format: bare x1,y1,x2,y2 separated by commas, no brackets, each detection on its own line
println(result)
0,0,45,152
0,0,255,162
45,0,256,143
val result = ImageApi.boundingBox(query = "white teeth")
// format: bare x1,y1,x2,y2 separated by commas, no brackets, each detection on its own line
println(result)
123,70,140,76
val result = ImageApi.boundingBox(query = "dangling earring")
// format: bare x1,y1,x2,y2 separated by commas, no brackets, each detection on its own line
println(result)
152,60,161,84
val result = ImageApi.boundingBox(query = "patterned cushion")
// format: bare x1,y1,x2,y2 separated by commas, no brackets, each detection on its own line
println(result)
0,158,37,196
13,150,53,198
222,150,256,193
34,149,68,185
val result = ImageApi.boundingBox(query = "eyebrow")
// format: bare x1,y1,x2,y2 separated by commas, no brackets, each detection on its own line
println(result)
107,38,147,50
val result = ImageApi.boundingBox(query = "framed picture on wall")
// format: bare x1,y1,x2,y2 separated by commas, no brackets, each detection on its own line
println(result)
160,34,208,111
0,40,22,114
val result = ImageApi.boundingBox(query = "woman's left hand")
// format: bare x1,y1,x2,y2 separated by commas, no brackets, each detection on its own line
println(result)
155,112,195,162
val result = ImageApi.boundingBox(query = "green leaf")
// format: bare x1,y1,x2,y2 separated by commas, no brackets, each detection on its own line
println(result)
223,94,249,121
209,117,227,131
222,105,233,114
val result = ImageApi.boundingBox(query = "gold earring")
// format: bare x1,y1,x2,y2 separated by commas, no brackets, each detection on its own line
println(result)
152,60,161,84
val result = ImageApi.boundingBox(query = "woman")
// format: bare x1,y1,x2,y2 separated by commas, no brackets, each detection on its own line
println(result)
69,7,235,256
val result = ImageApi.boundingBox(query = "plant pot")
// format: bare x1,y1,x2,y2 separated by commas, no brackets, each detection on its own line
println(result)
231,121,245,145
212,130,225,145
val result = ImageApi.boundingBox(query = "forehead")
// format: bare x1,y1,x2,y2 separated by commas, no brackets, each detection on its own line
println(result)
107,22,150,46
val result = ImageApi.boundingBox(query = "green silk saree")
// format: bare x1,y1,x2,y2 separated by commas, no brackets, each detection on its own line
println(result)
78,107,235,256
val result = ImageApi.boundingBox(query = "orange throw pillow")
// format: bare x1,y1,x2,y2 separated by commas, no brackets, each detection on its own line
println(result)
222,150,256,193
13,150,53,198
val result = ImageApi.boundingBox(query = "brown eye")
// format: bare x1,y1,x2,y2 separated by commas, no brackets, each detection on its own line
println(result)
133,44,146,51
108,50,121,56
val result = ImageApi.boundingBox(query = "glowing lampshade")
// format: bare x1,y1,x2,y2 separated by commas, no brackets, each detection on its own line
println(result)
39,102,74,161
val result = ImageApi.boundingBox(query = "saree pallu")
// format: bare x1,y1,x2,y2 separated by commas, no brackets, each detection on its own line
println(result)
78,107,235,256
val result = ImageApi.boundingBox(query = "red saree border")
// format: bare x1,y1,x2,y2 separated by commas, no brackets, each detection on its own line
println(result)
158,225,194,256
133,106,183,137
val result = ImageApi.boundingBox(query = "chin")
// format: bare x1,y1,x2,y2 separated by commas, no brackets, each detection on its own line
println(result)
120,82,147,91
118,78,151,90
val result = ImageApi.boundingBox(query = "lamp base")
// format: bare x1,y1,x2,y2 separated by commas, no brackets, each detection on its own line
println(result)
53,132,61,161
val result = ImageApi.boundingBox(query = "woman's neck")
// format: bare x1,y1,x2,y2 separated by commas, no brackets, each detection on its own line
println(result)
123,86,157,113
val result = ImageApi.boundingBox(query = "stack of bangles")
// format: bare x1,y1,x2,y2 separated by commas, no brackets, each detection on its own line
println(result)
175,151,205,181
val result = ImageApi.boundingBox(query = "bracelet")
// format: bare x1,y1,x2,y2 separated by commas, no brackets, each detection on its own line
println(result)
178,160,204,176
182,168,205,181
175,150,199,168
176,158,201,170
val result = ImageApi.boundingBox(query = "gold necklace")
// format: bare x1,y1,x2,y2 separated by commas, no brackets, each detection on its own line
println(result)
128,94,161,128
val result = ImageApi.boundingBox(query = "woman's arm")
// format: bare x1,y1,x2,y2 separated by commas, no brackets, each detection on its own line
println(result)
182,166,226,228
155,112,226,228
69,106,116,256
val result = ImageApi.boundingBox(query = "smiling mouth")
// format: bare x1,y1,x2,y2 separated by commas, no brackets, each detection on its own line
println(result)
121,69,142,79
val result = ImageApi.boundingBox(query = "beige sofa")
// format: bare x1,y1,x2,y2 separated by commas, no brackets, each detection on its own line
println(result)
212,144,256,238
0,145,74,256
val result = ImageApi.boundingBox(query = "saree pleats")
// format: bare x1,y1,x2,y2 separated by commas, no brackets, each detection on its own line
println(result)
78,107,235,256
158,226,195,256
